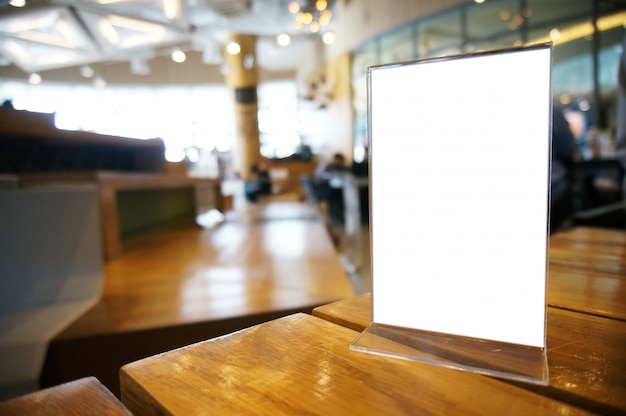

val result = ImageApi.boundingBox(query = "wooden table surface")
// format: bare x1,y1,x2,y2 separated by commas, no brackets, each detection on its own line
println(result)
0,377,130,416
41,202,354,396
56,207,354,338
120,313,593,416
313,293,626,415
548,227,626,321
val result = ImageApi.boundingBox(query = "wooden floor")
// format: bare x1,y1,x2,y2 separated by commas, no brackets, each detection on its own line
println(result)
40,201,355,397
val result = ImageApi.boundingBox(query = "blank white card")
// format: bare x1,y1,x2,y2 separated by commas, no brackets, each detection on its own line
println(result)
370,45,552,348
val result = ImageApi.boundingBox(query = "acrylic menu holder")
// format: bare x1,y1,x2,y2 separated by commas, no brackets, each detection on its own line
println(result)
350,44,552,385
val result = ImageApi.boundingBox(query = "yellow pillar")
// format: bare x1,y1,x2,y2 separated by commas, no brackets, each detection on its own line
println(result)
223,34,261,180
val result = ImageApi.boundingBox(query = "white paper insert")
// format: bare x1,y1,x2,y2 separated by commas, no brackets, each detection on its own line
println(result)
370,47,551,348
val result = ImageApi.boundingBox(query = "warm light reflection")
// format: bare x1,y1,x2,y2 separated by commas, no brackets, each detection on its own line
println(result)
597,11,626,31
309,21,320,33
529,12,626,47
315,0,327,11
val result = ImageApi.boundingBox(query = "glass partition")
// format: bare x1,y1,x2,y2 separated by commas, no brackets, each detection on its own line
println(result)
416,9,462,58
351,0,626,172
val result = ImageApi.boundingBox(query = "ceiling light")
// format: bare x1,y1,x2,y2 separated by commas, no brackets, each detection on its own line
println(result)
277,33,291,46
80,65,95,77
226,41,241,55
163,0,181,20
290,1,334,33
288,1,300,13
86,12,173,50
3,8,93,50
301,12,313,25
322,31,336,45
98,17,120,45
28,73,41,84
171,49,186,63
9,0,26,7
474,0,485,3
319,9,332,26
93,75,107,89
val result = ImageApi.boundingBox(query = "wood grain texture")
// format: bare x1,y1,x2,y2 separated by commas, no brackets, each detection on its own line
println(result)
58,213,353,338
120,313,591,416
41,203,354,396
0,377,130,416
548,227,626,321
313,293,626,414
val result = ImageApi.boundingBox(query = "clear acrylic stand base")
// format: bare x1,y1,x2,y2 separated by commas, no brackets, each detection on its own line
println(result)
350,323,549,385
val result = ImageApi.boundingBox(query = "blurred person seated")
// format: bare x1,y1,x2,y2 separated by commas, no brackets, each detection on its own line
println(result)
244,163,272,203
550,107,576,233
314,153,349,226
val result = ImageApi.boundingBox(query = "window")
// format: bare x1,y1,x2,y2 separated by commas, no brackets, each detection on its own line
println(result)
351,0,626,162
257,80,300,159
2,79,302,163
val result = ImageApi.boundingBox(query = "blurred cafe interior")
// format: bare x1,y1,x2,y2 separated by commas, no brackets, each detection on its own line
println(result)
1,0,626,414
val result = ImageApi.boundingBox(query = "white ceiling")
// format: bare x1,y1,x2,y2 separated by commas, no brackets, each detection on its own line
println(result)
0,0,335,74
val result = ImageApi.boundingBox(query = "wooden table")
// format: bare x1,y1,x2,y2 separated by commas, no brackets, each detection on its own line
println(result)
120,313,593,416
548,227,626,321
313,292,626,415
41,202,355,396
0,377,130,415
